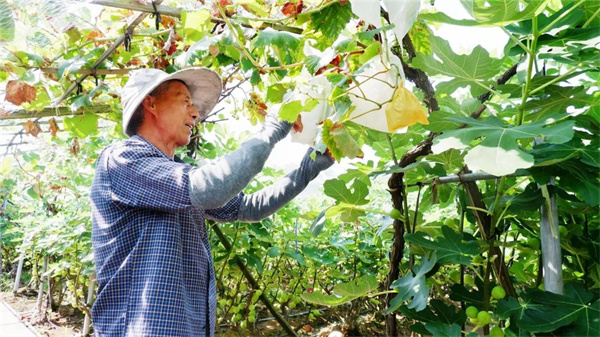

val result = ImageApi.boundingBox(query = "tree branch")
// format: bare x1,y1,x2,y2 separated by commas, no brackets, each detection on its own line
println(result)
398,36,440,113
461,169,517,298
398,61,521,167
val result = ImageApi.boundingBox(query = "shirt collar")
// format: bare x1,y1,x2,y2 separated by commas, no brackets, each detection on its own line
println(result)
131,135,183,162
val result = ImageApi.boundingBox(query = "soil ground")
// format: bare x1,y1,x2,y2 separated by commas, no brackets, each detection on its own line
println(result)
1,290,390,336
1,291,84,337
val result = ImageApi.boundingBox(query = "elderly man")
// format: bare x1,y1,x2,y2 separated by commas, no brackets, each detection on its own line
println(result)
90,67,333,337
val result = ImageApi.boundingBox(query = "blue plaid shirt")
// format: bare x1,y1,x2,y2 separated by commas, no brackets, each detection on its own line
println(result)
91,136,242,336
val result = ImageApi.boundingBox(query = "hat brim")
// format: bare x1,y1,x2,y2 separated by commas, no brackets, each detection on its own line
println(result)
123,67,222,136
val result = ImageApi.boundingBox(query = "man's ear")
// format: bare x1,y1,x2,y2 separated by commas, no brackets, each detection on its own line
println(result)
141,95,158,116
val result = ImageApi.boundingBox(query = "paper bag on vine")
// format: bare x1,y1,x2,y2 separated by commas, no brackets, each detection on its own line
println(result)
348,54,428,133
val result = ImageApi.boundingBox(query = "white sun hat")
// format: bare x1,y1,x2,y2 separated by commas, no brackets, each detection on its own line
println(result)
121,67,222,136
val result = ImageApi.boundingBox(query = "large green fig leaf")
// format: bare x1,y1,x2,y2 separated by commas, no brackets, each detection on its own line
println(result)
411,36,505,96
460,0,547,26
497,283,599,335
386,253,437,312
301,275,378,306
432,116,574,176
406,226,478,265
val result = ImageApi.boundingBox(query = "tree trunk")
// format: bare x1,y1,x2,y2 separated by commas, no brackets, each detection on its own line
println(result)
384,172,405,337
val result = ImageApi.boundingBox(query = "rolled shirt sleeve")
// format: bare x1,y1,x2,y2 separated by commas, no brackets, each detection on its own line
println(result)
237,148,334,222
188,115,292,210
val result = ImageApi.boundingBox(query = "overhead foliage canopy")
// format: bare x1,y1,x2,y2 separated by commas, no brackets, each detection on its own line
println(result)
0,0,597,179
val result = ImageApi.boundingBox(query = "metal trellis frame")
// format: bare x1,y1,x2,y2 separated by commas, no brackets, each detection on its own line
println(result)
51,0,165,107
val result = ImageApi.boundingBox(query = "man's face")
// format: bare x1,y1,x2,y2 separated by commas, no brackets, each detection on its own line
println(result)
152,80,199,148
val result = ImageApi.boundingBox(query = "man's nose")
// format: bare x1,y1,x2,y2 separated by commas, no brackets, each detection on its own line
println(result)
190,106,199,121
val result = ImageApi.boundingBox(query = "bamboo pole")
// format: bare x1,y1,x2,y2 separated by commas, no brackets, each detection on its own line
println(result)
35,255,49,314
0,67,135,76
13,252,25,293
0,199,3,281
82,275,96,336
90,0,303,34
1,105,113,120
91,0,182,17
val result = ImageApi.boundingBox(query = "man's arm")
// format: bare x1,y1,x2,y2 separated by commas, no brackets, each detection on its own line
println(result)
189,115,291,209
203,193,244,223
236,148,334,222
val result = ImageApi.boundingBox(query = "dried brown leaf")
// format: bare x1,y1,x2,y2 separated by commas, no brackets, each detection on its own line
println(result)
49,118,60,137
162,16,176,28
86,29,104,41
6,81,37,106
23,120,42,137
70,138,80,156
282,0,303,17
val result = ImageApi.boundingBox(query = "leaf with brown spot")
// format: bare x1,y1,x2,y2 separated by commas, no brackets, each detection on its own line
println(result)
322,119,343,161
48,118,60,137
209,45,219,57
166,43,177,55
5,81,37,105
23,120,42,137
282,2,296,16
315,66,327,76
